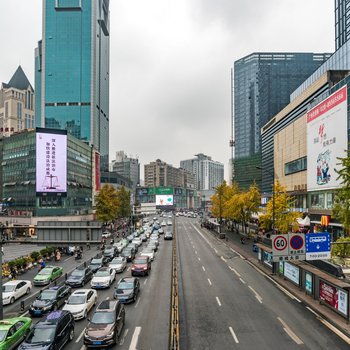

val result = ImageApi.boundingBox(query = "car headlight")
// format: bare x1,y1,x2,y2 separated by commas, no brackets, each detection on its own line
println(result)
105,331,114,338
42,305,52,311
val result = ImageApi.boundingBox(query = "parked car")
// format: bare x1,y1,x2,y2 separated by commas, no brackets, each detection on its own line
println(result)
140,248,155,261
114,277,140,303
2,280,32,305
84,300,125,348
33,266,63,286
0,317,32,350
88,256,108,273
29,285,71,317
91,267,116,289
66,267,93,288
109,257,127,273
62,289,97,320
131,256,151,277
19,310,74,349
101,231,111,239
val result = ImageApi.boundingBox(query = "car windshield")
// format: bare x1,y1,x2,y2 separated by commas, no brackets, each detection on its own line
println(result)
0,330,7,342
118,282,133,290
134,259,147,264
143,249,153,253
39,268,53,275
111,258,123,264
26,326,56,344
90,259,102,265
2,285,15,292
71,270,84,277
38,290,57,300
91,311,114,324
67,295,86,305
95,270,109,277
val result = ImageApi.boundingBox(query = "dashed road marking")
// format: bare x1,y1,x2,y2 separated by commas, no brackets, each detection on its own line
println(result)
216,297,222,306
144,278,148,285
221,256,227,262
129,327,142,350
76,328,86,343
277,317,303,345
239,277,246,284
198,257,201,261
208,278,212,286
248,285,263,303
202,266,206,272
229,266,241,277
134,297,140,308
229,326,239,343
119,328,129,346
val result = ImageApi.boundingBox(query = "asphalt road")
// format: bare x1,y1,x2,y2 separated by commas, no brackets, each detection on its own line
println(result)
177,217,350,350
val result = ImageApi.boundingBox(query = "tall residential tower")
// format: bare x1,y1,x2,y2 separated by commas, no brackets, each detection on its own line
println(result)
35,0,110,169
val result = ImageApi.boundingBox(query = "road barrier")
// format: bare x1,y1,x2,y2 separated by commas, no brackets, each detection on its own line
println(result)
169,216,180,350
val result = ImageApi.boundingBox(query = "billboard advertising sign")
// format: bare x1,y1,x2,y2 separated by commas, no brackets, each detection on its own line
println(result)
283,262,300,285
36,129,67,195
307,85,348,191
319,280,348,316
156,195,173,206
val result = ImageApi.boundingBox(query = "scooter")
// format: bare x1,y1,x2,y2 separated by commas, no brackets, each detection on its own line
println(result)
75,251,83,260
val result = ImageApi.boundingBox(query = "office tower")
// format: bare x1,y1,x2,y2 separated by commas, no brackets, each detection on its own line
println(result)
0,66,35,137
111,151,140,191
35,0,110,169
335,0,350,50
232,52,331,190
180,153,224,191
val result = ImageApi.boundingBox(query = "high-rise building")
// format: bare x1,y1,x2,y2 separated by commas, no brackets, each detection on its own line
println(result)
180,153,224,191
111,151,140,191
35,0,110,170
335,0,350,50
232,52,331,190
144,159,195,189
0,66,35,137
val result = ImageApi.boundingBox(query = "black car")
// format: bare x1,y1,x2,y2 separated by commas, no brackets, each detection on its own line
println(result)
84,300,125,347
164,232,173,240
29,285,71,317
103,246,116,261
89,256,108,273
121,248,135,262
66,267,93,288
114,277,140,303
19,310,75,349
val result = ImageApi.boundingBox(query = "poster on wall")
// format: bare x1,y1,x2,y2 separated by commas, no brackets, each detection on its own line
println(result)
283,262,300,285
36,128,67,195
305,272,312,294
319,280,348,316
307,85,348,191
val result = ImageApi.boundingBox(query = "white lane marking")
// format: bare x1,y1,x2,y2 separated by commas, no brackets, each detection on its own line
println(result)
216,297,222,306
64,256,74,262
127,266,130,271
248,285,263,303
202,266,206,272
192,245,195,249
208,278,212,286
192,224,214,249
20,311,29,317
195,250,197,254
277,317,303,345
229,326,239,344
120,328,129,346
276,284,301,302
80,346,86,350
76,328,86,343
319,318,350,345
144,278,148,285
306,306,319,317
221,256,227,262
230,248,236,253
214,248,218,253
198,257,201,261
229,266,241,277
129,326,142,350
106,297,110,300
134,297,140,308
239,277,246,284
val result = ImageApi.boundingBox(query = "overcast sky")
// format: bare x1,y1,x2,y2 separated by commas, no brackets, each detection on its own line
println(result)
0,1,334,180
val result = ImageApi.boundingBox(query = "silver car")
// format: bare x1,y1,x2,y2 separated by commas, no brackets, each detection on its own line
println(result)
109,257,127,273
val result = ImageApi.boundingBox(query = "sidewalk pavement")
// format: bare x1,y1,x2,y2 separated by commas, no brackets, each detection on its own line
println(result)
204,225,350,340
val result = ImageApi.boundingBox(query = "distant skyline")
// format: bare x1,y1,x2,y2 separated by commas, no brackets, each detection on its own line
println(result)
0,1,335,181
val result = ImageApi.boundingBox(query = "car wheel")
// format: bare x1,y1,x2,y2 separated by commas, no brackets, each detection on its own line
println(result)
10,297,15,304
26,287,31,295
133,294,136,302
53,304,58,311
68,327,74,341
94,297,97,306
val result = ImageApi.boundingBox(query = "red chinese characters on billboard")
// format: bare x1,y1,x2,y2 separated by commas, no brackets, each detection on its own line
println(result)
319,280,338,308
95,152,100,192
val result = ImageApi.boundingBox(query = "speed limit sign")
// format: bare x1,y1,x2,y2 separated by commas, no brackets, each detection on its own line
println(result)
272,235,288,261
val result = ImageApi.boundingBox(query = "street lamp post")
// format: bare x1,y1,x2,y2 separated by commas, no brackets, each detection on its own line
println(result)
256,166,275,235
213,187,223,234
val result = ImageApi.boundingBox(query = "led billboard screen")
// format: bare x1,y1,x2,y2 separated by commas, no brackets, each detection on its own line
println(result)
156,195,173,206
36,129,67,194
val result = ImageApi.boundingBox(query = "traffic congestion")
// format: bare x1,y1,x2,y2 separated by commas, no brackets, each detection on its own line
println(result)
1,212,174,349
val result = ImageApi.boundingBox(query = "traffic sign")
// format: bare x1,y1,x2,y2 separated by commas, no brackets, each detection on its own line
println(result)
272,235,288,262
305,232,331,261
288,233,305,261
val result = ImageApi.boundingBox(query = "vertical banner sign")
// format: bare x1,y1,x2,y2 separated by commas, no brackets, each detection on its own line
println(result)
36,130,67,194
307,85,348,191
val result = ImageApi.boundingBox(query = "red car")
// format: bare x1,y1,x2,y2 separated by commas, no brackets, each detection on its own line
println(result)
131,256,151,276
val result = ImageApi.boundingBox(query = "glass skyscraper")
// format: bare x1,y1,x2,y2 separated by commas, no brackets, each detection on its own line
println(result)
232,52,331,190
335,0,350,50
35,0,110,170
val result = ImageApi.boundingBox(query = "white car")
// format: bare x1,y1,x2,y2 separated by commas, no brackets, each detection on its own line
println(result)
140,248,155,261
113,241,125,253
158,228,164,234
161,221,167,227
91,267,116,289
109,257,127,273
132,237,142,247
2,280,32,305
167,220,172,226
62,289,97,320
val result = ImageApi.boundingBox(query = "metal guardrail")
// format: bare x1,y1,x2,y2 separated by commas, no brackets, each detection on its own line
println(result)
169,217,180,350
